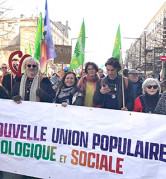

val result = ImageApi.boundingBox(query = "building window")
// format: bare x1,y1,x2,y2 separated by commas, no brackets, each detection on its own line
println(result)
8,23,12,27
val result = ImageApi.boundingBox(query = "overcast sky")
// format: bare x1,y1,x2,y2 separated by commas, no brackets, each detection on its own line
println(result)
4,0,166,67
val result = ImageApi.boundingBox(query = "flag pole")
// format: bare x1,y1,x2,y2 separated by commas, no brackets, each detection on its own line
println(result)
61,64,63,72
120,48,125,108
10,72,13,95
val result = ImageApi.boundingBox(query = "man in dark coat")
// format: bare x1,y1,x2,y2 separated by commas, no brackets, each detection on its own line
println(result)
12,57,55,103
2,59,19,96
128,69,143,99
93,57,134,111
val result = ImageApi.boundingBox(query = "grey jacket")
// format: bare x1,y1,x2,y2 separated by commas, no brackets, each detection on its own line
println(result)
155,91,166,115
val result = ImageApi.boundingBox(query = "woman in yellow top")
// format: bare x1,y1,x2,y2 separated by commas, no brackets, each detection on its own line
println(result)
77,62,99,107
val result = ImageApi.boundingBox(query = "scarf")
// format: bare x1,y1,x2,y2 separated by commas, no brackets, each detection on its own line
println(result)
86,74,99,82
144,91,160,107
19,73,39,101
54,85,76,104
78,74,99,92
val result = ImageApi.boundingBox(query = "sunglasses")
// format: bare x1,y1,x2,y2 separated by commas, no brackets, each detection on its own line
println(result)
2,67,7,69
146,85,158,89
27,64,37,68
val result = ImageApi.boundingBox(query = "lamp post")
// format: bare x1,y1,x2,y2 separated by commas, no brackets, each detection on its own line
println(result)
123,37,141,67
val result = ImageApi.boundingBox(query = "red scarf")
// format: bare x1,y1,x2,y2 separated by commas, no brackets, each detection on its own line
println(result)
77,74,100,108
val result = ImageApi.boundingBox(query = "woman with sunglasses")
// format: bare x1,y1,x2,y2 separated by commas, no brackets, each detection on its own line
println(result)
53,71,84,107
133,78,161,113
12,57,55,103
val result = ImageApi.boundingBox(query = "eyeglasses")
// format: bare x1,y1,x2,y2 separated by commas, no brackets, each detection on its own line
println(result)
27,64,37,68
87,68,95,71
146,85,158,89
2,67,7,69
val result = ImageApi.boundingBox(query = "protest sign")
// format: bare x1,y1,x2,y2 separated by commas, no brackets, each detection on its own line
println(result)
0,99,166,179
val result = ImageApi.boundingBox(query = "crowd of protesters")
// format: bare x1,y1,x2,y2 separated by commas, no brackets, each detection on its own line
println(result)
0,56,166,116
0,56,166,179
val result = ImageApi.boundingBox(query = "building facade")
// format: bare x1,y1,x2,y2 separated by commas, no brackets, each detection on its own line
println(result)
126,2,166,77
0,14,70,73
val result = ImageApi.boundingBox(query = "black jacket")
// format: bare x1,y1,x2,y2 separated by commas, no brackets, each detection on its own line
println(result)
0,86,10,99
93,75,134,111
2,73,19,96
12,76,55,103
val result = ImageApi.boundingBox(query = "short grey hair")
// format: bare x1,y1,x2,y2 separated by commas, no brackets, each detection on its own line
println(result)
142,78,161,94
22,57,40,73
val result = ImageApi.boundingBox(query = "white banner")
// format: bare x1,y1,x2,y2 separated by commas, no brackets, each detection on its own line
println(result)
0,99,166,179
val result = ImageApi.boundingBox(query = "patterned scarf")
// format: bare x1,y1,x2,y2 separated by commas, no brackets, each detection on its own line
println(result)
19,73,39,101
54,85,75,104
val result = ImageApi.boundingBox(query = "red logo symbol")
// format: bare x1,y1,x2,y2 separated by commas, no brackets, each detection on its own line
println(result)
8,51,31,76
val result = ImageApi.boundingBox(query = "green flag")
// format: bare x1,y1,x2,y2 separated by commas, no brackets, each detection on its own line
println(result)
69,20,85,71
26,43,32,55
112,25,121,62
34,12,43,61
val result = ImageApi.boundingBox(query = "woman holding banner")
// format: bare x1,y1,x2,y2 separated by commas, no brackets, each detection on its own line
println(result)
133,78,161,113
53,71,84,107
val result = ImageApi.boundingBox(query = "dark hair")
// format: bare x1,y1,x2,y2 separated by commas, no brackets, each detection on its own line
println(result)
123,69,129,77
105,57,121,71
59,71,77,89
12,58,19,62
57,71,82,98
85,62,98,74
